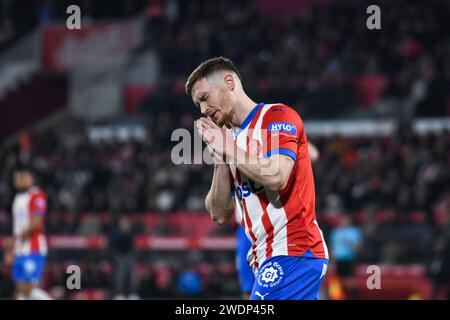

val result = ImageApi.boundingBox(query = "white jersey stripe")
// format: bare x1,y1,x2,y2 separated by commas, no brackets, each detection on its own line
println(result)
314,219,329,259
22,239,31,256
251,104,272,144
265,191,289,257
243,187,268,264
39,234,48,255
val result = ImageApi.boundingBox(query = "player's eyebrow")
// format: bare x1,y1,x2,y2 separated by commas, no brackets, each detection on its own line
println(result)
193,91,207,107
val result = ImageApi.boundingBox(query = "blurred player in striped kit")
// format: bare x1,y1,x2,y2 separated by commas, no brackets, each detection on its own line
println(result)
4,165,52,300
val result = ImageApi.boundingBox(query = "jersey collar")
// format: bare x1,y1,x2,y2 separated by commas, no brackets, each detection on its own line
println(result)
233,102,264,138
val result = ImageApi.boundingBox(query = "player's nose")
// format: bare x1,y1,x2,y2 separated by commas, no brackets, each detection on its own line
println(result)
200,102,208,115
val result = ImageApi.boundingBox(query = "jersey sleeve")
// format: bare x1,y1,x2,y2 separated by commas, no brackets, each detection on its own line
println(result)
261,105,303,161
29,191,47,217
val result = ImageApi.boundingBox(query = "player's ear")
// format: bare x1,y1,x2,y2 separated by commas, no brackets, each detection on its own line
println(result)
224,74,235,91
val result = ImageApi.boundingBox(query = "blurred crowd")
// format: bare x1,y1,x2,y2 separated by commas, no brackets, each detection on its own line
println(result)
0,129,210,215
0,0,146,49
0,249,241,300
138,0,450,119
1,0,449,117
1,123,449,298
1,124,449,262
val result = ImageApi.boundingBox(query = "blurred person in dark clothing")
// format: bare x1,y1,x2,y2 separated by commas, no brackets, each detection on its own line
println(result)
427,215,450,300
0,263,14,299
108,215,138,299
137,266,158,299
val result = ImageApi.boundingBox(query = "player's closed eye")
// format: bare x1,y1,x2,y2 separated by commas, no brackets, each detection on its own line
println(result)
194,95,207,108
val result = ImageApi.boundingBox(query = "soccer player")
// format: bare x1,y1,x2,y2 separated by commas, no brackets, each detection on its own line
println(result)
4,165,52,300
186,57,328,300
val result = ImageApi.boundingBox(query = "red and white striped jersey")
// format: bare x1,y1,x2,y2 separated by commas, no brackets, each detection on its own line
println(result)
229,103,328,273
12,186,48,256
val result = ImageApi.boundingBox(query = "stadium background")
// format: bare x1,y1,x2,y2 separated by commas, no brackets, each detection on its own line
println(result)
0,0,449,299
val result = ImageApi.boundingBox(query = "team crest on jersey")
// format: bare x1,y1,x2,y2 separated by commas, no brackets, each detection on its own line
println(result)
34,198,46,210
257,261,284,288
247,139,263,157
268,122,297,135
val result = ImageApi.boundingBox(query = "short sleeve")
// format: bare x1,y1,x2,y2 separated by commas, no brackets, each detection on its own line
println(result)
261,105,303,161
29,192,47,217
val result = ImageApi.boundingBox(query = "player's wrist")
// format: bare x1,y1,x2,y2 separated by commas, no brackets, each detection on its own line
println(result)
224,140,237,162
213,162,227,169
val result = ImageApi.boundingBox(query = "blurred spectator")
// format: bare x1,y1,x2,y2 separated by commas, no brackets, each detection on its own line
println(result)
108,216,138,299
152,216,174,236
77,215,102,236
176,267,202,298
136,266,158,299
427,214,450,299
0,263,14,298
153,263,177,298
329,215,363,299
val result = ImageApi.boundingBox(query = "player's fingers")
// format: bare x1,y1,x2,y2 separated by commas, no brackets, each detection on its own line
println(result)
206,143,216,155
201,119,217,131
200,121,219,136
200,116,215,129
204,117,220,129
204,128,224,146
196,123,206,138
202,130,214,144
196,120,204,135
204,118,224,132
197,118,209,131
198,118,215,135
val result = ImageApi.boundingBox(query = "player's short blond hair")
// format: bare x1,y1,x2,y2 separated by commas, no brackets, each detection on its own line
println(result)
185,57,241,96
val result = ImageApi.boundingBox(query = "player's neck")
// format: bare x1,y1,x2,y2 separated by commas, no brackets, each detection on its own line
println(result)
17,185,33,193
231,95,258,130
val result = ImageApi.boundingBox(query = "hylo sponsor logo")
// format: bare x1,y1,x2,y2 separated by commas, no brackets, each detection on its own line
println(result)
269,122,297,134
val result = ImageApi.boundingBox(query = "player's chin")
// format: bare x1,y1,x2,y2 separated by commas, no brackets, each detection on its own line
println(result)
216,113,230,127
215,117,224,127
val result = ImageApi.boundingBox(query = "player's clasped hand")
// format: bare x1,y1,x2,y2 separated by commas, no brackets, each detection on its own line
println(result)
196,117,235,162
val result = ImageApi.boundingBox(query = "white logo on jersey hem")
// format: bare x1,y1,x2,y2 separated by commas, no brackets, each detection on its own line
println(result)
24,259,37,274
320,263,328,279
255,291,269,300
